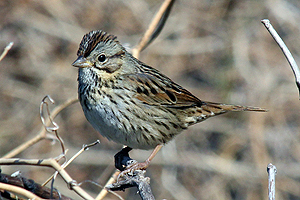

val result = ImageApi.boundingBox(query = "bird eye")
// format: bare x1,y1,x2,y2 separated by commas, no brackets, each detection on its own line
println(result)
98,54,106,62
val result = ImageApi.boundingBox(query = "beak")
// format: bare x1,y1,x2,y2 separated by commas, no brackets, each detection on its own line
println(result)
72,56,93,68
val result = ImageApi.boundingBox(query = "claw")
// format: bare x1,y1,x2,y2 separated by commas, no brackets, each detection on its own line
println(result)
117,160,149,182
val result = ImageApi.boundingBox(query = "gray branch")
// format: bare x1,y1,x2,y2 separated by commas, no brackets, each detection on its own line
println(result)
267,163,277,200
261,19,300,98
106,169,155,200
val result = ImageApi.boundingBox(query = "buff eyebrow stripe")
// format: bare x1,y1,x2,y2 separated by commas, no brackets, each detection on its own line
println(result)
109,51,125,59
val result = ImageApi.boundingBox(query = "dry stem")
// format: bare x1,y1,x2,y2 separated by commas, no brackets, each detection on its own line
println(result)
267,163,277,200
0,158,94,200
0,42,14,62
2,97,78,159
261,19,300,97
132,0,175,58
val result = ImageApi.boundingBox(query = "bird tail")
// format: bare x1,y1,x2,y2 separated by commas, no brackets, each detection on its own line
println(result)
183,101,267,126
200,101,267,116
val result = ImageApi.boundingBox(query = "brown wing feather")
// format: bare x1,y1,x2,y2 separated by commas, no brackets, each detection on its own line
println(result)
126,73,202,108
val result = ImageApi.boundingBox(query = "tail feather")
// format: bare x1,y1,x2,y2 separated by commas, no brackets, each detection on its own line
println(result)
183,101,267,126
202,101,268,114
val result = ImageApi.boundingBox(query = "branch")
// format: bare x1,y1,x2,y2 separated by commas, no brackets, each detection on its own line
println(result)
0,158,94,200
267,163,277,200
0,172,72,199
2,97,78,159
0,42,14,62
106,170,155,200
132,0,175,58
42,140,100,186
261,19,300,98
0,182,43,200
95,170,120,200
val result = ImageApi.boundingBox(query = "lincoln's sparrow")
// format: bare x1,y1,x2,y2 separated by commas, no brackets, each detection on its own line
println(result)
72,30,266,171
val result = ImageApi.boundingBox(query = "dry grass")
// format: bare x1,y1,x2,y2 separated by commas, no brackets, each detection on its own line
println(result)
1,0,300,199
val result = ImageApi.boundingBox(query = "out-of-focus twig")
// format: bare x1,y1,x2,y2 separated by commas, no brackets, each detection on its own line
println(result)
261,19,300,98
2,97,78,159
132,0,175,58
0,42,14,62
0,158,94,200
267,163,277,200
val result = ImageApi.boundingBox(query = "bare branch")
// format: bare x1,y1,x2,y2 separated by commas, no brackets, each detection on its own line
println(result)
267,163,277,200
42,140,100,186
132,0,175,58
0,42,14,62
80,180,124,200
40,95,59,132
0,158,94,200
106,170,155,200
261,19,300,98
40,95,67,158
2,98,78,159
95,170,120,200
0,182,43,200
0,172,72,199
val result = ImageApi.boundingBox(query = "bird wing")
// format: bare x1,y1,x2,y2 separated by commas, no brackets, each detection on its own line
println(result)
125,73,202,108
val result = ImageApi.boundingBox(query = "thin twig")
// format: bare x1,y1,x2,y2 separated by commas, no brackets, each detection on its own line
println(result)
0,182,43,200
0,42,14,62
267,163,277,200
79,180,124,200
2,98,78,159
42,140,100,186
40,95,66,155
261,19,300,97
95,170,120,200
132,0,175,58
0,172,72,199
0,158,94,200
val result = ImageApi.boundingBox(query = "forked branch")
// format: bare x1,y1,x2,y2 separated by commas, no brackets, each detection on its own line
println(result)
0,158,94,200
2,97,78,159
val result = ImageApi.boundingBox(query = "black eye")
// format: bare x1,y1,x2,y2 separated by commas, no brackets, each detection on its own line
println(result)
98,54,106,62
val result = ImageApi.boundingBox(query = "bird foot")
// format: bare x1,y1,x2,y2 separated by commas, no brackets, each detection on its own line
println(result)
114,145,162,181
117,160,150,181
114,146,133,171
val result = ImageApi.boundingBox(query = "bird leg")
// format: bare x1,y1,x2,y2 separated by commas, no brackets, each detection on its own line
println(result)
114,146,133,171
116,144,163,179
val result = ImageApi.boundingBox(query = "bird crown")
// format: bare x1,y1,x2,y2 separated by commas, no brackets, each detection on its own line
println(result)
77,30,118,58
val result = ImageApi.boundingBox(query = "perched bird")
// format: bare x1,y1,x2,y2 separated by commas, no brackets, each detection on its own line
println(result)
72,30,266,171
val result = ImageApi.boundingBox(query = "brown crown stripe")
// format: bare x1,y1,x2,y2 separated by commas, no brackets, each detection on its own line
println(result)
77,30,118,57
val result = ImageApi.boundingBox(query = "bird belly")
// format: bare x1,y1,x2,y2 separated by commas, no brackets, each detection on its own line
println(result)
79,92,182,150
80,97,163,149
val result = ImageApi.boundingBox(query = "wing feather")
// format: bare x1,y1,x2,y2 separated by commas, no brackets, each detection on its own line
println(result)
126,73,202,108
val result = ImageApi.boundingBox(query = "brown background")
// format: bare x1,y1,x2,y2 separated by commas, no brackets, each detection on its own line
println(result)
1,0,300,199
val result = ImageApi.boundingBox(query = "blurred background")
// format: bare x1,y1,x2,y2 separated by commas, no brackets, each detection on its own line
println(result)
1,0,300,199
